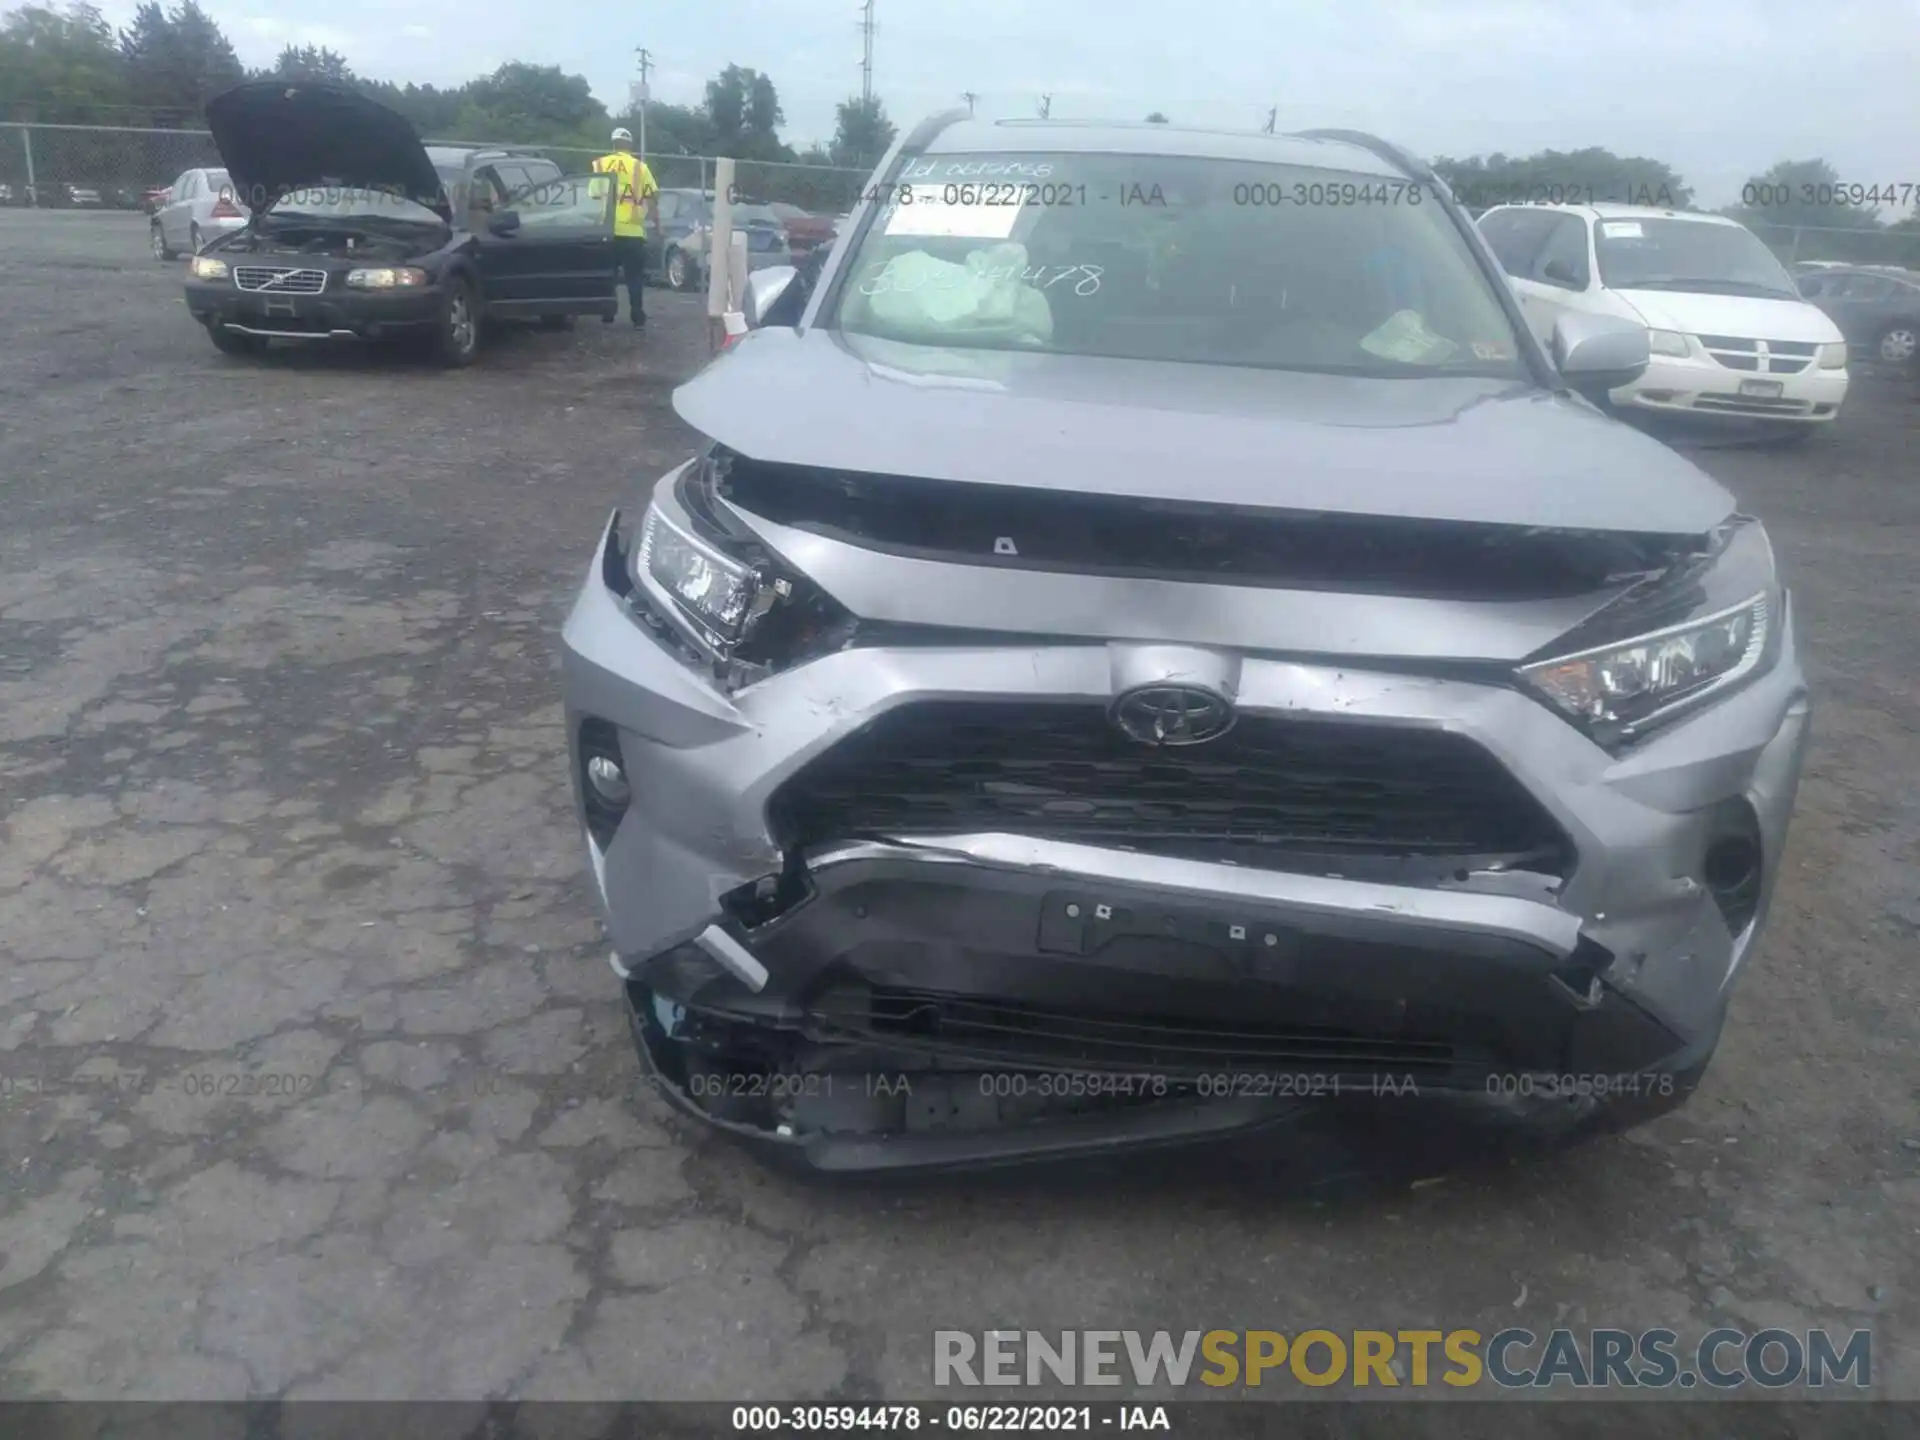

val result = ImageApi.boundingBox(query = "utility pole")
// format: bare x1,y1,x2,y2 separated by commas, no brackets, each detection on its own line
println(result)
1037,94,1052,119
633,47,653,158
1262,106,1277,134
961,91,978,116
859,0,875,106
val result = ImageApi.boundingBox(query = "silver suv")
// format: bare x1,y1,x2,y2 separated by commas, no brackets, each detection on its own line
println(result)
560,114,1810,1172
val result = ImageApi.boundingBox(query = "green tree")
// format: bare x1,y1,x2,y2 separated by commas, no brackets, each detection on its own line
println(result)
701,64,791,161
1145,111,1169,123
272,43,353,84
458,61,606,144
1430,147,1693,213
117,0,243,122
830,94,895,172
0,3,124,123
1721,160,1902,264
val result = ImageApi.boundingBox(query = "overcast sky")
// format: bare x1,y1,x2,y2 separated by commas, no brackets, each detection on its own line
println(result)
95,0,1920,209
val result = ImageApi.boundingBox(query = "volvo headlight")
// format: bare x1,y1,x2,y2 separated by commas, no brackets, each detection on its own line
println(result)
190,256,229,280
345,267,428,288
636,496,763,646
1817,342,1848,369
1646,329,1690,357
1517,517,1781,745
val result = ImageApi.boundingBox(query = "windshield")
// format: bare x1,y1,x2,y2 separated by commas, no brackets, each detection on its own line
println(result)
734,203,782,226
270,184,448,226
1594,217,1798,297
827,152,1526,377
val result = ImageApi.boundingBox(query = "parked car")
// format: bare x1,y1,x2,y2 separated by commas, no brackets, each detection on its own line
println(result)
1477,203,1848,438
1796,265,1920,367
765,200,837,260
559,116,1809,1172
183,81,618,365
0,184,14,205
651,189,793,291
63,184,104,207
151,168,248,258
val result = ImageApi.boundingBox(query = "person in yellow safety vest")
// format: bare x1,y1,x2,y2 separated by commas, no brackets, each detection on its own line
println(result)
591,127,660,329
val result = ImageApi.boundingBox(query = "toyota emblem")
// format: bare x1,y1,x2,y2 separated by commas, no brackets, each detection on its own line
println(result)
1109,683,1235,746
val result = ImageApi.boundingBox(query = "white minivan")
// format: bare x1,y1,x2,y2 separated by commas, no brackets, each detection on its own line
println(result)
1476,203,1848,434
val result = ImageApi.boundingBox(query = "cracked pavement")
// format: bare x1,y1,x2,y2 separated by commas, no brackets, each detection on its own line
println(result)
1,211,1916,1409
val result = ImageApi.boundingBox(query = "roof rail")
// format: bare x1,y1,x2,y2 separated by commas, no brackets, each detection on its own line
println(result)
900,107,972,153
1290,128,1433,183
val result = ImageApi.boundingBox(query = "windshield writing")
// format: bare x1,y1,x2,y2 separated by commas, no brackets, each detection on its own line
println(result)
828,153,1524,376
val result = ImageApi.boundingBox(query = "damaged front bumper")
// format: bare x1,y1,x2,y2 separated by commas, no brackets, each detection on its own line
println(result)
560,506,1812,1172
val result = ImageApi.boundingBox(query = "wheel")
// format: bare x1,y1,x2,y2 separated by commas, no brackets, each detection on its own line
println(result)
189,223,203,254
435,276,481,367
538,314,574,330
665,246,697,292
151,224,175,261
206,323,267,358
1876,322,1918,367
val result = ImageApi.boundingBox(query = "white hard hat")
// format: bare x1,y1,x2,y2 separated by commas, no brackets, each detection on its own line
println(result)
611,127,633,143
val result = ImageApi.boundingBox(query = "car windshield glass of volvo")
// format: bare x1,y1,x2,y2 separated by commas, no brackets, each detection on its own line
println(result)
828,153,1526,377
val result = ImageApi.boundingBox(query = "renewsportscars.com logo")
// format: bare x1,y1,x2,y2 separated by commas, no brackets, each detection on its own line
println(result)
933,1328,1873,1391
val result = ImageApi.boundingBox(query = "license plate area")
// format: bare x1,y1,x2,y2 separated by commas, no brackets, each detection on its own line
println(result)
1036,889,1301,980
1738,379,1784,398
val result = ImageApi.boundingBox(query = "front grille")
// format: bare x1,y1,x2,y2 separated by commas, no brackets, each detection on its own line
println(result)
1694,394,1814,415
233,266,327,294
769,702,1573,872
807,986,1460,1077
1698,335,1817,375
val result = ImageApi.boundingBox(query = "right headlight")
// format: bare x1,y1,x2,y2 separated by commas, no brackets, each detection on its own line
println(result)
1646,328,1691,357
1516,516,1781,746
636,499,764,647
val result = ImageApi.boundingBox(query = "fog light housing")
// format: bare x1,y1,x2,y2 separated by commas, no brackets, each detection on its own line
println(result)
578,719,630,849
1702,799,1764,935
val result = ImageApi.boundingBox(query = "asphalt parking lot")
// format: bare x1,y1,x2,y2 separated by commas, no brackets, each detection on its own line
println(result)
1,209,1917,1414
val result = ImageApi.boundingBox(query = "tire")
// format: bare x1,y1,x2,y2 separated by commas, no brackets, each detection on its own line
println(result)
206,323,267,358
538,314,574,330
665,246,696,293
189,223,203,254
435,276,481,367
151,224,175,261
1876,322,1919,367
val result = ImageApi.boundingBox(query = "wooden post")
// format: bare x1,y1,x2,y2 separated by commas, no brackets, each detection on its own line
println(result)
707,158,735,353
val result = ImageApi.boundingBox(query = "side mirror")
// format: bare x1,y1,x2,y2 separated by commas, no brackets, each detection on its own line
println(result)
742,265,798,328
488,210,520,236
1552,312,1649,406
1542,259,1585,289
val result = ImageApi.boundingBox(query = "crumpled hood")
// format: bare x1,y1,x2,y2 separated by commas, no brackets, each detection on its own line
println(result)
675,328,1736,536
205,81,450,222
1612,288,1843,344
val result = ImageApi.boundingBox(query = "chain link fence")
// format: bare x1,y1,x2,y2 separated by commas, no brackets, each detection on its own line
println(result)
0,123,870,215
1747,219,1920,270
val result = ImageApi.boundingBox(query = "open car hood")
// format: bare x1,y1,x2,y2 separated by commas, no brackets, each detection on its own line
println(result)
205,81,451,222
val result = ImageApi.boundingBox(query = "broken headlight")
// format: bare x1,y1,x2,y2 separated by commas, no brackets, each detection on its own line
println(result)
638,502,764,647
1516,516,1781,746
